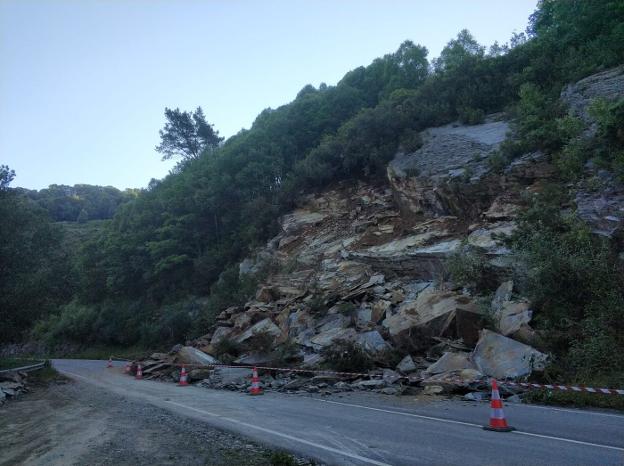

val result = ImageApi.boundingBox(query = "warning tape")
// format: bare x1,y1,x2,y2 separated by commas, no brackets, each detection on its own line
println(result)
113,356,386,379
435,376,624,396
115,356,624,395
500,381,624,396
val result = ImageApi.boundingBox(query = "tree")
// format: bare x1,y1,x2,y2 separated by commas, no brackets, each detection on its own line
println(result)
0,165,15,191
433,29,485,72
155,107,223,161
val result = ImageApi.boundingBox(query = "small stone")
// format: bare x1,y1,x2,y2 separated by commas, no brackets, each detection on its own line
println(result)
422,385,444,395
381,387,399,395
463,391,488,402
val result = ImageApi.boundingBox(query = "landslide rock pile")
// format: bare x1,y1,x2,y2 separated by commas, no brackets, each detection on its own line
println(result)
180,115,554,391
141,67,624,396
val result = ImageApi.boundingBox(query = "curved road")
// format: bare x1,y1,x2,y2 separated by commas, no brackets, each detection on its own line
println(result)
52,359,624,466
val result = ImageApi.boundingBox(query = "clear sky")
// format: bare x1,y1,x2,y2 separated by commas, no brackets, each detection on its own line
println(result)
1,0,538,190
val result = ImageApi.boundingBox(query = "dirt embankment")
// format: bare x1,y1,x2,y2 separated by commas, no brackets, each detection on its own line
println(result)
0,379,309,466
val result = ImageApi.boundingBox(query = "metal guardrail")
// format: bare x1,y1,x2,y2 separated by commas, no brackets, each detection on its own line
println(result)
0,361,47,374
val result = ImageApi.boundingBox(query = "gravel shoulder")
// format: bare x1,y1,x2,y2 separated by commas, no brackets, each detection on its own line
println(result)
0,378,309,466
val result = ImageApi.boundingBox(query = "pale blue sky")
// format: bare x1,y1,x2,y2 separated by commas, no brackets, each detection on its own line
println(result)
1,0,537,190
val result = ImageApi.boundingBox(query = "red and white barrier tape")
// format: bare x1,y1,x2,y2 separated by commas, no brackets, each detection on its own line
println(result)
435,376,624,396
116,356,624,395
501,381,624,396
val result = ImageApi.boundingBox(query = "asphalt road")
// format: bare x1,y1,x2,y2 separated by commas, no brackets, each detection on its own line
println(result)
52,359,624,466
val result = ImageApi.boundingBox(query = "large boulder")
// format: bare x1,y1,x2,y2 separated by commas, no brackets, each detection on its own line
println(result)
472,329,548,379
347,238,462,279
490,281,534,337
575,184,624,240
355,331,390,354
383,288,484,346
176,346,220,366
235,318,282,344
425,352,476,375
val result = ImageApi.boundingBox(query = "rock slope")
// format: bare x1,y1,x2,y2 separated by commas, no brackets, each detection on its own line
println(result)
184,67,623,390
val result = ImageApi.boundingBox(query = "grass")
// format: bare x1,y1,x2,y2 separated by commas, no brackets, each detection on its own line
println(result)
524,389,624,412
0,358,44,370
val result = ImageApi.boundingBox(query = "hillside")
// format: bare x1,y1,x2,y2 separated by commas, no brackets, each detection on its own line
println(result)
2,0,624,388
180,66,623,388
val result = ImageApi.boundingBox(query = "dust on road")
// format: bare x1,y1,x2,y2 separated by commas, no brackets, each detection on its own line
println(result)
0,379,302,466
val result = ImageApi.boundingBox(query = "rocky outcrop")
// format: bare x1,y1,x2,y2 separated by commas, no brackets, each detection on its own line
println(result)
561,65,624,134
387,117,509,220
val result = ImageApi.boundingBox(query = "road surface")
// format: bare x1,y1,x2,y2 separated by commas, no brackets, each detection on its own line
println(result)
53,359,624,466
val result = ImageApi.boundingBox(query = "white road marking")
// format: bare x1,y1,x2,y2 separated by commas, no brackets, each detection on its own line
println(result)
314,398,624,452
59,368,391,466
59,367,624,456
512,431,624,452
315,398,482,428
164,400,393,466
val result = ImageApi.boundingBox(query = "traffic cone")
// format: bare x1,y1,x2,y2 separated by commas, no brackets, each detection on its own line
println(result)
135,363,143,380
249,367,263,396
107,356,113,368
178,365,189,386
124,361,131,374
483,379,515,432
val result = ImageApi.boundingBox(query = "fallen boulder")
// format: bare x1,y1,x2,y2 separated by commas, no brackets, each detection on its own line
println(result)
176,346,220,366
472,330,548,379
235,318,282,344
425,352,476,375
396,355,417,374
384,288,484,347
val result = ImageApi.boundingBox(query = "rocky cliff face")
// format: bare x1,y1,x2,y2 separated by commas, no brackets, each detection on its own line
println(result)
192,67,623,386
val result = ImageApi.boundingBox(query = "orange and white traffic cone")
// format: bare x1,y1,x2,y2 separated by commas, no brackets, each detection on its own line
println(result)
178,365,189,386
249,367,263,396
107,356,113,368
124,361,131,374
483,379,515,432
135,363,143,380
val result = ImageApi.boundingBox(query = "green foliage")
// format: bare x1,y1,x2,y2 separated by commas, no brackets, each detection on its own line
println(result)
21,184,134,222
0,164,15,190
446,245,494,292
268,451,298,466
458,107,485,125
510,187,624,379
0,172,74,344
336,302,357,316
589,98,624,180
524,389,624,412
307,293,328,316
321,339,373,372
156,106,223,161
6,0,624,371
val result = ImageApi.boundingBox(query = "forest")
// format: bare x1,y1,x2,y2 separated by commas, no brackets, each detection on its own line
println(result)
1,0,623,384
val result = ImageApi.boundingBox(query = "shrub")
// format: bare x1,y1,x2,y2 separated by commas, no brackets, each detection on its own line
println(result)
336,302,357,316
510,188,624,379
399,129,423,152
458,107,485,125
321,339,373,372
269,451,297,466
308,293,328,316
446,245,495,292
